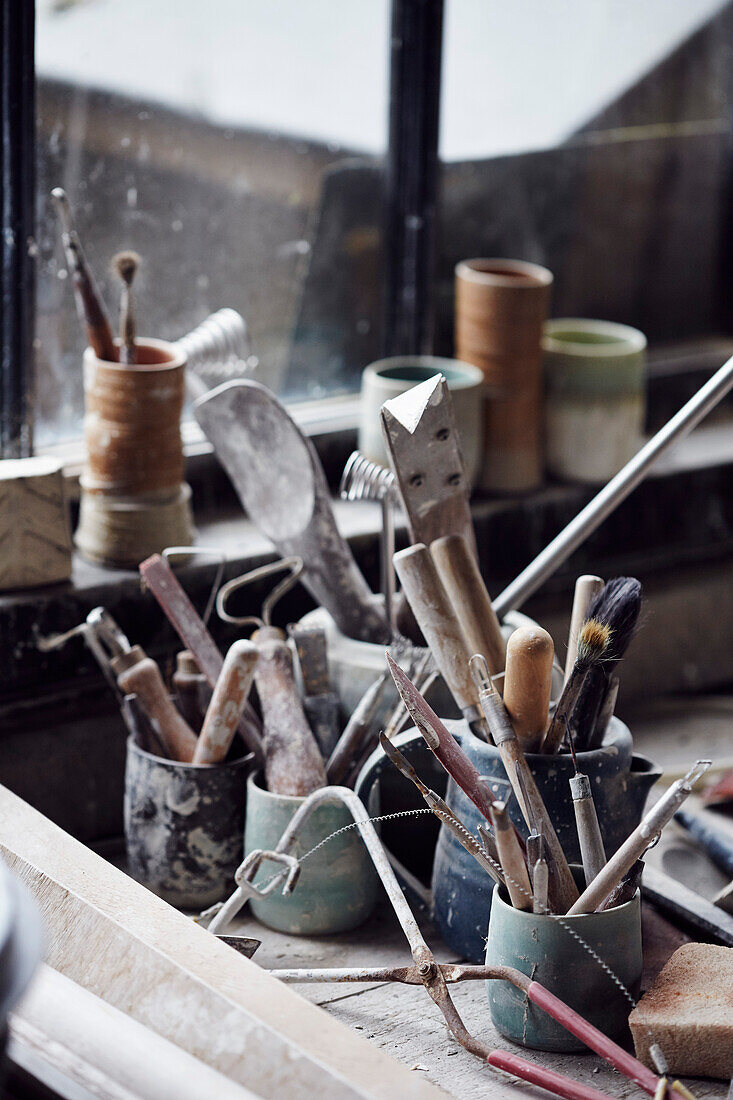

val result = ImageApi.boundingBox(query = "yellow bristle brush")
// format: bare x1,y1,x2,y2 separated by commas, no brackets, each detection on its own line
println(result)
541,618,611,753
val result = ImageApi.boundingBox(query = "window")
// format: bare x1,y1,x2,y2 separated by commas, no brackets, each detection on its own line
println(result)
34,0,390,447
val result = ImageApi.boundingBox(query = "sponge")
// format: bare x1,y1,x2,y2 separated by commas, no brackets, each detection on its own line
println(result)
629,943,733,1080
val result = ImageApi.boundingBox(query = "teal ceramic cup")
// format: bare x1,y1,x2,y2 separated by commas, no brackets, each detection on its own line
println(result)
485,869,642,1052
244,773,379,935
543,318,647,484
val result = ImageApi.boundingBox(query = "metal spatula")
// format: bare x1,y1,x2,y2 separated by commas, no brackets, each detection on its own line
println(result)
194,379,391,644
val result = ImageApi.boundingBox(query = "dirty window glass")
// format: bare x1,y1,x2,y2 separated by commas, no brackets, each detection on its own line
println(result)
35,0,390,446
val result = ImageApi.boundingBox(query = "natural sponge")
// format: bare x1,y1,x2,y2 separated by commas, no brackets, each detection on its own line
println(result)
629,942,733,1079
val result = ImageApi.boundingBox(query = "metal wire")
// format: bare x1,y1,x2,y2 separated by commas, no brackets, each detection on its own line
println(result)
339,451,397,628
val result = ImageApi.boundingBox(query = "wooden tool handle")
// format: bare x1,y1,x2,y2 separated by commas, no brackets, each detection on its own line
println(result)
570,773,607,886
253,630,326,797
393,544,476,714
564,576,603,686
430,534,506,680
114,650,198,763
503,626,554,752
193,641,258,765
497,737,579,913
489,802,532,910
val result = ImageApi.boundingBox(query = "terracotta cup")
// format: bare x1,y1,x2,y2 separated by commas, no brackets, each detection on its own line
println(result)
455,258,553,494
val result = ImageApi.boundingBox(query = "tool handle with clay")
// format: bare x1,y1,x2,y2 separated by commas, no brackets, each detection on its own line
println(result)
112,647,198,763
503,626,554,752
489,802,532,910
570,773,607,886
393,544,484,732
253,628,327,797
194,641,259,765
430,534,506,682
480,683,579,913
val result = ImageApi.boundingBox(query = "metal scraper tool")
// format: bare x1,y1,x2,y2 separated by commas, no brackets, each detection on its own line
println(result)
380,374,477,558
194,379,391,645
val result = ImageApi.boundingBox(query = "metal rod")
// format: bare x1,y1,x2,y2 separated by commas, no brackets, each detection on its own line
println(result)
494,354,733,616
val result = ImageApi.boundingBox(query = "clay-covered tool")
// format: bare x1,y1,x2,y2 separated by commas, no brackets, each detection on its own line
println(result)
393,543,488,738
193,640,259,765
139,554,263,762
252,627,327,797
289,624,340,759
380,375,477,558
112,645,199,763
430,533,506,683
502,625,554,752
194,379,390,645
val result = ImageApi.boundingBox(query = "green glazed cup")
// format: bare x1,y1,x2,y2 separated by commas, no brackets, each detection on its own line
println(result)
244,773,378,935
485,869,642,1051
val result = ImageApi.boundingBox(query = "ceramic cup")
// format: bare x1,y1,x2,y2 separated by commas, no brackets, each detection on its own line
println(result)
543,319,647,484
244,772,378,935
124,737,250,909
485,870,642,1051
455,258,553,494
359,355,484,485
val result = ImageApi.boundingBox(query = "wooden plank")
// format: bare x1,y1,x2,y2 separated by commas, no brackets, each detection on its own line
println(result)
0,784,444,1100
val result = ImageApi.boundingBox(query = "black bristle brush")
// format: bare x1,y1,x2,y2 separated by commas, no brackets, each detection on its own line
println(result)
572,577,643,750
541,618,611,753
112,250,140,365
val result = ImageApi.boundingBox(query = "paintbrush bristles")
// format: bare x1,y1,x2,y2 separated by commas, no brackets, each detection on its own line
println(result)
585,577,642,662
112,250,140,365
575,619,612,668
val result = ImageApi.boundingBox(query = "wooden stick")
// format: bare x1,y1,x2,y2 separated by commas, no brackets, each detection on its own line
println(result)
569,771,607,887
393,544,487,736
471,656,579,913
111,646,198,763
488,801,532,910
253,627,326,796
503,625,554,752
430,534,506,683
564,576,603,686
139,554,263,761
326,673,389,784
0,784,440,1100
193,640,258,765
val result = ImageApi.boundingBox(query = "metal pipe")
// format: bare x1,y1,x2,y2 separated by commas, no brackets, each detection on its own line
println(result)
494,354,733,617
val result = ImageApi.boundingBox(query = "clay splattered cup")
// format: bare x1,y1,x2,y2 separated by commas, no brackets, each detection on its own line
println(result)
244,772,378,935
124,737,250,909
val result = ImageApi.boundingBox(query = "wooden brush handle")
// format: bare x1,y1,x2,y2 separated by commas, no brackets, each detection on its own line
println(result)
113,647,198,763
503,626,554,752
393,544,477,715
193,641,258,765
542,664,588,753
253,629,326,797
326,674,388,785
489,803,532,910
497,736,579,913
564,576,603,686
430,534,506,681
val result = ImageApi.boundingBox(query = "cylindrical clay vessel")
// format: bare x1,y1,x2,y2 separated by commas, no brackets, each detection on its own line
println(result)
244,773,378,935
124,737,249,909
75,337,193,566
543,318,647,484
455,258,553,494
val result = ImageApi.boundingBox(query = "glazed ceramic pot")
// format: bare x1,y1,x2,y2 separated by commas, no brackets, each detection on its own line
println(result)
244,772,378,935
124,737,249,909
359,355,484,485
543,318,647,485
486,869,642,1050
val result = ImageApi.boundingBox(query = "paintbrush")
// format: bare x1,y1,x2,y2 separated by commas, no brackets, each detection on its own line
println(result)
379,733,504,886
567,732,607,887
470,654,579,913
541,618,611,754
574,577,643,750
112,250,140,365
51,188,118,362
386,653,524,847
